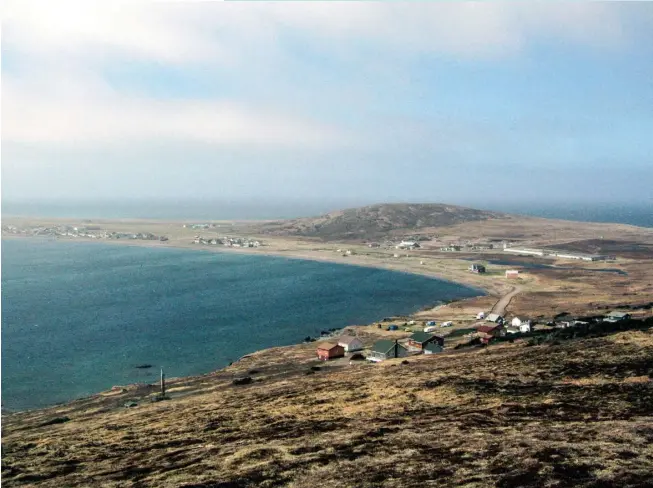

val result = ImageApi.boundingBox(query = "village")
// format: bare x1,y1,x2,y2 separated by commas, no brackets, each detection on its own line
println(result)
1,224,169,242
191,235,263,248
311,307,636,365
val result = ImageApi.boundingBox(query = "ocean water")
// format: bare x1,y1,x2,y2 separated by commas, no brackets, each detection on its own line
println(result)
486,202,653,228
1,239,480,411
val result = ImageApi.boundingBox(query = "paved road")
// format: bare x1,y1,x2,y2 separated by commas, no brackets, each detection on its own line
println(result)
491,286,524,316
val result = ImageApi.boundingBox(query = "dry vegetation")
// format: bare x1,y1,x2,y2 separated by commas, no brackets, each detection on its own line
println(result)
4,205,653,486
256,203,508,240
3,324,653,487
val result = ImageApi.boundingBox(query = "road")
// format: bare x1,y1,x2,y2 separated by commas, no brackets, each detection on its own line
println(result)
491,285,524,316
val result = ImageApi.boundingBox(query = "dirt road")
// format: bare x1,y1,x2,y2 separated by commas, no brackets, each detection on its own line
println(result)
491,286,523,316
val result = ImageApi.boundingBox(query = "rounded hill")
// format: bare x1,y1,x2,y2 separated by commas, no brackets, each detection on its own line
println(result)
258,203,509,240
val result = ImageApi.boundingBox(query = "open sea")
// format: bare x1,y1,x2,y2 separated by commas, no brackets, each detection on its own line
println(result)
1,239,480,411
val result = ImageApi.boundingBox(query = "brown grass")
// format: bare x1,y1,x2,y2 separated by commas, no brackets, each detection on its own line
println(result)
3,328,653,487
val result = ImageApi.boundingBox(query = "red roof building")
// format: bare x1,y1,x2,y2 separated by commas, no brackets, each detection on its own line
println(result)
316,343,345,361
476,324,504,337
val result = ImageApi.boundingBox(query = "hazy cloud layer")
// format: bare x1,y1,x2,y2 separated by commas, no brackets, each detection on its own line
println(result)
3,2,652,204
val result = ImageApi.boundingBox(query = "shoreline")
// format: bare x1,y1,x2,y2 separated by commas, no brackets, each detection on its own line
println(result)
1,233,494,295
2,234,490,413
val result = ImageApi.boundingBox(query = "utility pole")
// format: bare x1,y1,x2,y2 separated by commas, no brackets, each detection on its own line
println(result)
160,368,166,398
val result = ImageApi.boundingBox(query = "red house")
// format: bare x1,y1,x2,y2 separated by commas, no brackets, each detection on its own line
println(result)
316,342,345,361
476,324,504,337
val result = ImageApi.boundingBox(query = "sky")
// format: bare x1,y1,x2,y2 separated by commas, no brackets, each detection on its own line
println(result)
2,2,653,211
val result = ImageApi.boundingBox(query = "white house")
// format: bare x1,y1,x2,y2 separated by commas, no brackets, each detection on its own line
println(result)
511,317,522,327
396,241,419,250
519,321,532,333
337,335,364,352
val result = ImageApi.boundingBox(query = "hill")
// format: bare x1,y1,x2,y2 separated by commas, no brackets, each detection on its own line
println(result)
257,203,509,240
3,319,652,487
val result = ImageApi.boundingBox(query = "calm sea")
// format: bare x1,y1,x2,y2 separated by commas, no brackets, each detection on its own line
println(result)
1,239,480,411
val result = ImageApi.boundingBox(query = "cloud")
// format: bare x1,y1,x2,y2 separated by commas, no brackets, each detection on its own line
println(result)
4,2,635,64
2,67,345,148
2,2,651,163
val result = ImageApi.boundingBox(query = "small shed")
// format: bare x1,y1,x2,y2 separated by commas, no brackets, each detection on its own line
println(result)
476,312,486,320
511,317,522,327
519,321,532,333
316,342,345,361
337,335,364,352
469,264,486,274
407,332,444,351
505,270,520,279
368,340,409,362
423,342,444,355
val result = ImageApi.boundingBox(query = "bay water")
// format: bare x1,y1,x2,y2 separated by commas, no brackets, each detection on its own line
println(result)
1,239,480,411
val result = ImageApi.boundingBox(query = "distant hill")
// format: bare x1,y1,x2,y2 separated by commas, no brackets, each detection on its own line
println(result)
257,203,509,240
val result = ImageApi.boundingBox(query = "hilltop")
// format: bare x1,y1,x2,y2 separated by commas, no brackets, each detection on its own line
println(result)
2,319,653,487
256,203,509,240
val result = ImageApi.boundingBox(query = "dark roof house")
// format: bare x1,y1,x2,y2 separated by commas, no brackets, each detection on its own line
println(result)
368,340,409,362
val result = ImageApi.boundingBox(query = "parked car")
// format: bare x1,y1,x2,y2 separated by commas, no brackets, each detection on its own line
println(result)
387,325,399,331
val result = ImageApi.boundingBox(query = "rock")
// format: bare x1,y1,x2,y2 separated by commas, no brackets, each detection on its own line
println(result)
134,364,153,369
232,377,253,386
39,416,70,427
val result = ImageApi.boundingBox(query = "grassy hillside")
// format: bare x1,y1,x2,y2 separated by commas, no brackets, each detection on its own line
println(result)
3,320,652,487
257,203,508,240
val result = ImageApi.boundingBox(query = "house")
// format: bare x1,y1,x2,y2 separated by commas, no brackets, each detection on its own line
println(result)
316,343,345,361
486,313,504,324
469,264,486,274
511,317,522,327
505,270,520,279
337,335,364,352
407,332,444,351
368,340,409,362
424,342,443,354
440,245,461,252
520,321,532,333
396,241,420,250
605,311,631,323
477,324,504,337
